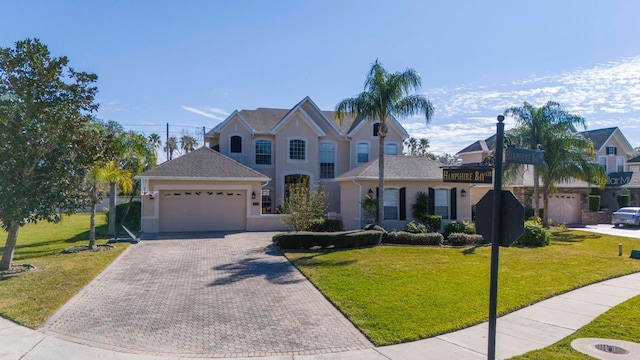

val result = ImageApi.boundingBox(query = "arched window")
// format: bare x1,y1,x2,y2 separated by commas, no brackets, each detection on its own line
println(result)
357,142,369,163
385,143,398,155
230,135,242,153
617,157,625,172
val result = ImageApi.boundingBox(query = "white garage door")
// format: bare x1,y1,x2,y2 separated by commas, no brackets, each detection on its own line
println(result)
547,194,581,224
159,190,246,232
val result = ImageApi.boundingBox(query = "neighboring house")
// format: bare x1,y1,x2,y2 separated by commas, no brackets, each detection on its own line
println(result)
456,126,639,224
335,155,471,230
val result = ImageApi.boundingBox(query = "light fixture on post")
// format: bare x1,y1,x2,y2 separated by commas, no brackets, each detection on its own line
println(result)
251,191,256,200
368,188,374,197
460,189,467,197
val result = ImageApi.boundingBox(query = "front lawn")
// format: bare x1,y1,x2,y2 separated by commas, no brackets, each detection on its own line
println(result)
512,294,640,359
285,230,640,346
0,213,129,328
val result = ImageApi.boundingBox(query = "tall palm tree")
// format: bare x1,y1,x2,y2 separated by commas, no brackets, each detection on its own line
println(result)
180,135,197,153
504,101,585,219
404,136,418,155
167,136,178,160
101,160,133,237
418,138,430,156
335,59,434,224
148,133,162,153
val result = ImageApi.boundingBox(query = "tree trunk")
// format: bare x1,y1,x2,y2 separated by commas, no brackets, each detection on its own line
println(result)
378,123,386,225
114,181,139,239
542,182,550,228
533,165,540,218
108,182,117,236
0,222,20,271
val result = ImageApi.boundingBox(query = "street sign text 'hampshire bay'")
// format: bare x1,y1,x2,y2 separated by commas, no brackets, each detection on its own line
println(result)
443,167,493,184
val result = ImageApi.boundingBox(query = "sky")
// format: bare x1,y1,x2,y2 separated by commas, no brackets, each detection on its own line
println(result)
2,0,640,162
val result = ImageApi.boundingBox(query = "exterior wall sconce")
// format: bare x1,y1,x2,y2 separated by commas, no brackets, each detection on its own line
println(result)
251,191,256,200
460,189,467,197
368,188,374,197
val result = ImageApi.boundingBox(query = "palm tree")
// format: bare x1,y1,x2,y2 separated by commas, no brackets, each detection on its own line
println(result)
180,135,197,153
148,133,162,153
418,138,430,156
101,160,133,237
335,59,434,224
404,136,418,155
504,101,586,220
167,136,178,160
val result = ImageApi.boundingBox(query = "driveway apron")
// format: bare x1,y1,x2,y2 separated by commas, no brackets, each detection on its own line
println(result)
41,232,372,357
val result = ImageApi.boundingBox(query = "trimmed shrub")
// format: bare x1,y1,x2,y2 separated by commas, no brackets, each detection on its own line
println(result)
272,230,382,249
588,195,601,212
423,215,442,232
443,220,476,238
105,201,141,228
447,233,484,246
617,194,630,208
412,191,431,222
363,224,387,233
525,208,544,220
382,231,443,246
514,220,551,247
309,219,344,232
405,220,429,234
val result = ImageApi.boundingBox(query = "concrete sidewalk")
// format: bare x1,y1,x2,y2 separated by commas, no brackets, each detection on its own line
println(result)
2,272,639,360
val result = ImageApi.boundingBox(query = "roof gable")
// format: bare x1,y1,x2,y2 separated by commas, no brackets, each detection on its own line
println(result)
138,147,269,180
346,114,410,139
212,111,255,134
269,102,326,136
579,127,617,150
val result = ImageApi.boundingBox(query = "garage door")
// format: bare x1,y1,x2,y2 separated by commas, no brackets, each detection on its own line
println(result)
547,193,581,224
159,190,246,232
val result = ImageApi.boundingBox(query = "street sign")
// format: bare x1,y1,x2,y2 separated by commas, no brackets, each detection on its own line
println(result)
476,190,525,247
443,167,493,184
505,147,544,166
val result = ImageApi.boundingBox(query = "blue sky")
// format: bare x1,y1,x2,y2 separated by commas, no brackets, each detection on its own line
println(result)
2,0,640,161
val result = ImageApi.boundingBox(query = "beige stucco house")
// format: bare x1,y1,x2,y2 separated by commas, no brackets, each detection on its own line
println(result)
137,96,470,233
456,126,638,224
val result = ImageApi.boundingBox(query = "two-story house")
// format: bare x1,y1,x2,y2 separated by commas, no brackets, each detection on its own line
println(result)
456,126,638,224
137,97,471,233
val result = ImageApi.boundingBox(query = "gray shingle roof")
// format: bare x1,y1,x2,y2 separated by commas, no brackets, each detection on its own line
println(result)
335,156,444,181
579,127,617,150
138,147,269,180
457,134,496,154
628,155,640,163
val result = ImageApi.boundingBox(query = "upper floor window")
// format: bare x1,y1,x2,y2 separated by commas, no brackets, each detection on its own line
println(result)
230,135,242,154
357,142,369,163
319,143,335,179
289,139,306,160
255,140,272,165
373,123,380,137
606,146,617,155
383,188,398,220
385,143,398,155
617,157,625,172
599,156,607,173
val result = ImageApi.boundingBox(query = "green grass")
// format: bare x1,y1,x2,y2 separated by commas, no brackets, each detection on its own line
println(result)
511,294,640,359
285,230,640,346
0,213,129,329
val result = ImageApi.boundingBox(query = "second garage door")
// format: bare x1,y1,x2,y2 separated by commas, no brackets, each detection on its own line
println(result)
546,193,581,225
159,190,247,232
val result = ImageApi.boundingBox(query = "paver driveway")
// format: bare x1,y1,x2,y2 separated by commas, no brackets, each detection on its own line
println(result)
41,232,372,358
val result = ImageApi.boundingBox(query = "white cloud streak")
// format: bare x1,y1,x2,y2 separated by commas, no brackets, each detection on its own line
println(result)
181,106,229,121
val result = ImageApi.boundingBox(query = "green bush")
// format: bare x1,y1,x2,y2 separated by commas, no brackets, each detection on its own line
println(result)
443,220,476,238
617,194,630,208
105,201,141,228
447,233,484,246
382,231,443,246
412,191,431,222
363,224,387,233
514,219,551,247
405,220,429,234
272,230,382,249
423,215,442,232
309,219,344,232
525,208,544,220
588,195,601,212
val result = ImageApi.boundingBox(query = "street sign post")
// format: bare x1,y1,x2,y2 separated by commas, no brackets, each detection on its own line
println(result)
476,190,525,247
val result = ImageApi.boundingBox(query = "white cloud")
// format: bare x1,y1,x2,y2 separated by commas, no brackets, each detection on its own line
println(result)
181,106,228,121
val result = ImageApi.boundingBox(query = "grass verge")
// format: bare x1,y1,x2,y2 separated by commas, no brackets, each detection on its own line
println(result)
511,294,640,359
285,230,640,346
0,213,129,328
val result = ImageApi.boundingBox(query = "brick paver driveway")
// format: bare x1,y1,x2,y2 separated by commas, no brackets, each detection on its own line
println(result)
41,232,372,357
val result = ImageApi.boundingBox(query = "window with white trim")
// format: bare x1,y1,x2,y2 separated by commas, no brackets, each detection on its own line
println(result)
434,189,449,219
357,142,369,163
230,135,242,154
606,146,617,155
617,157,625,172
385,143,398,155
599,156,607,173
289,139,306,160
319,142,335,179
383,188,398,220
255,140,272,165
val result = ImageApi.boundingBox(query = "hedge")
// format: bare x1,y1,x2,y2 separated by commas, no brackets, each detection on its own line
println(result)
588,195,601,212
423,215,442,232
382,231,443,246
446,233,484,246
514,220,551,247
309,219,344,232
272,230,382,249
443,220,476,238
617,194,631,208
